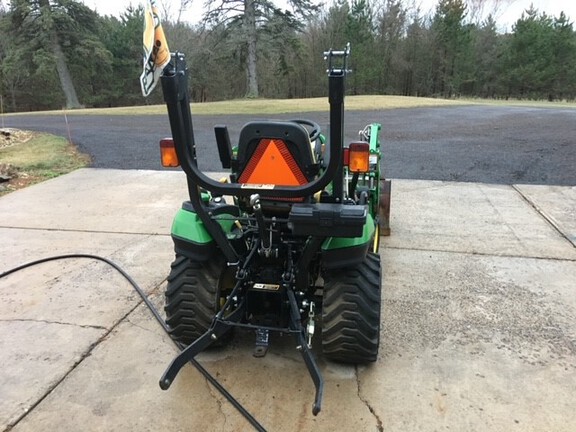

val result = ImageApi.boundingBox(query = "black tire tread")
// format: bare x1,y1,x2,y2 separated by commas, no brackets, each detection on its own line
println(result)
322,252,381,363
164,254,223,345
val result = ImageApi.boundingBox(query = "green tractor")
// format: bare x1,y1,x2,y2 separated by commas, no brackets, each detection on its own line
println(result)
157,44,390,415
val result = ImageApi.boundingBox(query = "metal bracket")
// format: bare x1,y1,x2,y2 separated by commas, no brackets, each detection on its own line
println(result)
286,288,324,415
254,328,269,358
379,179,391,236
306,302,316,349
324,42,351,76
159,305,244,390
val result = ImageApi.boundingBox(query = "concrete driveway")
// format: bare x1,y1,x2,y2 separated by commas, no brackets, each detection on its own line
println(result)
1,169,575,431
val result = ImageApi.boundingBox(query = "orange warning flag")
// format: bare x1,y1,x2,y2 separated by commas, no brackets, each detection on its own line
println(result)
140,0,170,97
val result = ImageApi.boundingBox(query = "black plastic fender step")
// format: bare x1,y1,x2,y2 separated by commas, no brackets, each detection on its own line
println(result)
288,203,366,237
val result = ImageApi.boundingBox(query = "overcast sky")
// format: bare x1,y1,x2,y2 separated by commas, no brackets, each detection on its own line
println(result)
81,0,576,32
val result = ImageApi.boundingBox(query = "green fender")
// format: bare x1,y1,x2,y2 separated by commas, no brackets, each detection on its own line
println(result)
321,213,376,269
171,208,236,261
171,208,213,244
172,208,237,242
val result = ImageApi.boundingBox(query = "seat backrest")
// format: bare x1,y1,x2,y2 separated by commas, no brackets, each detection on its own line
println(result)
236,121,315,188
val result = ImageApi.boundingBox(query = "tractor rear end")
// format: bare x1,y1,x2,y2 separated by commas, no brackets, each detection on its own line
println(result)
157,44,390,415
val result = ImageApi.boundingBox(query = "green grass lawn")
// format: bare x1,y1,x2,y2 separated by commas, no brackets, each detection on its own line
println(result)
6,94,575,117
0,132,90,196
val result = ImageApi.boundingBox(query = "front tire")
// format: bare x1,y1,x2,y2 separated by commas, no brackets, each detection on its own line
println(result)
321,252,381,363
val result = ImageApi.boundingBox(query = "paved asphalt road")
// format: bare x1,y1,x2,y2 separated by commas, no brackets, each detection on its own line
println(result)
4,105,576,185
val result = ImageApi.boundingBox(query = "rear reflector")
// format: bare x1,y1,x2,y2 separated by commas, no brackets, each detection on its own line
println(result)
160,138,179,167
348,142,370,173
238,138,307,186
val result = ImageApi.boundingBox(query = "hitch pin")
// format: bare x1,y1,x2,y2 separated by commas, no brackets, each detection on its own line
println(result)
307,302,316,348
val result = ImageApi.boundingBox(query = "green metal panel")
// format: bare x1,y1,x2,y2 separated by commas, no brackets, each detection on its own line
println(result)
171,208,213,244
368,123,381,220
171,208,237,243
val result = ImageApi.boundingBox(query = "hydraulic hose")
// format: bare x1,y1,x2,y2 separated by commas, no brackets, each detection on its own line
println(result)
0,254,267,432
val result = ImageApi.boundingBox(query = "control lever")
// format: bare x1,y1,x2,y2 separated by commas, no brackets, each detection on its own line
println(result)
250,194,271,252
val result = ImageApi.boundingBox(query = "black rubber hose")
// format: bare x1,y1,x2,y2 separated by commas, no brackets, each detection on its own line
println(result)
0,254,267,432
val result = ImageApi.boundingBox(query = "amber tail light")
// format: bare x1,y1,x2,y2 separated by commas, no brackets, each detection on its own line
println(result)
347,142,370,173
160,138,180,167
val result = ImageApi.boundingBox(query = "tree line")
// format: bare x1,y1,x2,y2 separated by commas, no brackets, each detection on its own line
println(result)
0,0,575,112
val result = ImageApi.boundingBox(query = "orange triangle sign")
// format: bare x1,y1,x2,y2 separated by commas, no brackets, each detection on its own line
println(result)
240,139,306,186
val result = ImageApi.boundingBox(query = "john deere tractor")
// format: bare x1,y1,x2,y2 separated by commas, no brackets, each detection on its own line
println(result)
157,44,390,415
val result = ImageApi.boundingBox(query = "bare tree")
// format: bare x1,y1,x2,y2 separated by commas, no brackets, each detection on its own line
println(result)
176,0,194,23
204,0,319,98
157,0,195,23
466,0,517,24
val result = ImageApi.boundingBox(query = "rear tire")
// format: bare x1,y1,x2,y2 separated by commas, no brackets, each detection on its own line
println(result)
321,252,381,363
164,254,232,346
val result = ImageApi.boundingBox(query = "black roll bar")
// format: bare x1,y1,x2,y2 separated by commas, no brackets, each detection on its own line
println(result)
160,49,349,200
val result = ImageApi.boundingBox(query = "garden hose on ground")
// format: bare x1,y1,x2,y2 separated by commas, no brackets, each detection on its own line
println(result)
0,254,267,432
